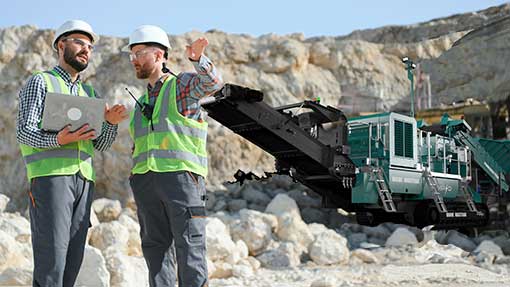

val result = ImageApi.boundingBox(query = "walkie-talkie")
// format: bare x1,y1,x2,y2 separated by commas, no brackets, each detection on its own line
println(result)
126,88,154,131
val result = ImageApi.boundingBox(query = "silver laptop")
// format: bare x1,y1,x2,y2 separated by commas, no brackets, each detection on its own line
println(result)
41,92,106,138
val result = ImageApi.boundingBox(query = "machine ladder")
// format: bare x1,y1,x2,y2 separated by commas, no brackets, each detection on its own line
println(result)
371,168,397,212
423,170,448,213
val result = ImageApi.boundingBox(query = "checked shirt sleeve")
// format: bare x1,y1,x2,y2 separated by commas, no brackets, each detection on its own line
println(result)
178,55,224,100
16,74,60,148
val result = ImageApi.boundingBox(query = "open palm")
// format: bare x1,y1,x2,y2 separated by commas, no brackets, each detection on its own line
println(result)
186,37,209,61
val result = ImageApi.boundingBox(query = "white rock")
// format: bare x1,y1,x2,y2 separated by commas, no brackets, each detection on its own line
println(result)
207,258,216,278
232,264,254,278
0,212,31,240
381,263,508,283
0,230,30,271
385,227,418,247
230,209,275,256
242,209,278,232
92,198,122,222
359,242,381,249
206,217,236,261
0,194,9,213
473,240,504,263
104,247,149,287
210,261,233,279
415,239,469,264
226,240,249,264
0,267,32,286
75,245,110,287
118,214,142,257
237,256,261,272
276,212,314,253
89,209,100,227
309,230,350,265
119,207,138,222
18,243,33,267
210,211,238,228
474,240,504,256
308,223,329,239
256,242,301,268
310,277,337,287
89,221,129,252
351,249,379,264
265,193,301,218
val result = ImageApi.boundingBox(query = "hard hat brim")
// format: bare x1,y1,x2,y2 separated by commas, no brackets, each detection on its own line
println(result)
52,30,100,52
121,43,132,53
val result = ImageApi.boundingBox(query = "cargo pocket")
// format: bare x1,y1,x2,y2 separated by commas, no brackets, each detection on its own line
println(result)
187,171,208,202
188,206,206,245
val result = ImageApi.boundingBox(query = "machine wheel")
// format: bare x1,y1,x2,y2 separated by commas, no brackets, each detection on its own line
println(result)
413,201,440,228
356,211,376,226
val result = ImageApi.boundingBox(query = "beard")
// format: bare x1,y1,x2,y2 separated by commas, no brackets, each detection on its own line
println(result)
64,47,88,72
135,63,153,79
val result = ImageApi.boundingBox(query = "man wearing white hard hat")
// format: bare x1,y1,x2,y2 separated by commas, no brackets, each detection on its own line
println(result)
16,20,128,286
125,25,223,287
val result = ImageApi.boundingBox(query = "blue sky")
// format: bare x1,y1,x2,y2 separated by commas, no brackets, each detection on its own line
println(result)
1,1,508,38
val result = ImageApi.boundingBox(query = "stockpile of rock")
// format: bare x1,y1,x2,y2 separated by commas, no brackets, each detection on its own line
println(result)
1,189,510,286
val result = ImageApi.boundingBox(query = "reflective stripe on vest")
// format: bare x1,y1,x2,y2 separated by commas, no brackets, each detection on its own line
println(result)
132,149,207,167
19,70,96,181
24,149,92,164
130,76,208,177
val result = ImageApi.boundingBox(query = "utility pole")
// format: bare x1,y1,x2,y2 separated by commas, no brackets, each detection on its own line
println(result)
402,57,417,117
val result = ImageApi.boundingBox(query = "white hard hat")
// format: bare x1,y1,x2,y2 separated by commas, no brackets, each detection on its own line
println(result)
122,25,171,52
52,20,99,51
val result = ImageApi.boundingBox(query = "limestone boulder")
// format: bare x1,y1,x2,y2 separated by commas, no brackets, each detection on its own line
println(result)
309,230,350,265
230,209,276,256
92,198,122,222
89,221,129,252
75,245,110,287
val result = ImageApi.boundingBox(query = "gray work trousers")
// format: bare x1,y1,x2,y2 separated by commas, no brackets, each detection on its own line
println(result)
130,171,208,287
28,173,94,287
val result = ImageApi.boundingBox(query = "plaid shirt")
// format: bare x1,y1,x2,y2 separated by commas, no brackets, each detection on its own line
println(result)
16,66,118,151
147,55,223,121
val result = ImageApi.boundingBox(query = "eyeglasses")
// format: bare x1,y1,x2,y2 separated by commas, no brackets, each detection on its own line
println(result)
63,38,94,51
129,47,156,62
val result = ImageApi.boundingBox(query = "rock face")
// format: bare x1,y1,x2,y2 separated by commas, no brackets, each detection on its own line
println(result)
2,4,510,211
422,16,510,105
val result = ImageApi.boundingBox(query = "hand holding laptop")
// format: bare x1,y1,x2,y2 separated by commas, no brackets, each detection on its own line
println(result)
56,103,128,145
57,124,96,145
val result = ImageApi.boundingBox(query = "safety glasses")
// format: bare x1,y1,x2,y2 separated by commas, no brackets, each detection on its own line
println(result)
63,38,94,51
129,47,156,62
